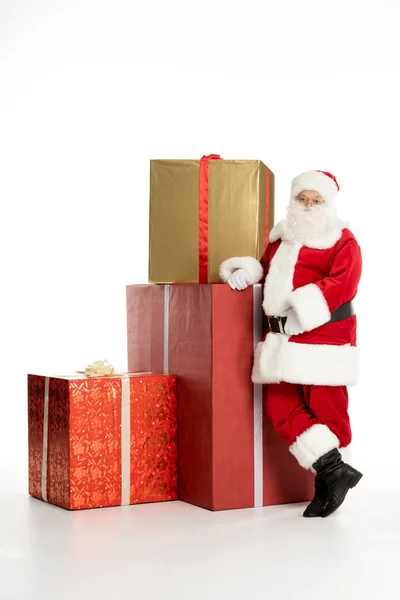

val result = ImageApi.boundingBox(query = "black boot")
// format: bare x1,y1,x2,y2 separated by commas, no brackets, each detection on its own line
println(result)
312,448,363,518
303,476,328,518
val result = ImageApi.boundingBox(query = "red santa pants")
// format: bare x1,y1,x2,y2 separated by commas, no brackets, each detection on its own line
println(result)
266,382,352,470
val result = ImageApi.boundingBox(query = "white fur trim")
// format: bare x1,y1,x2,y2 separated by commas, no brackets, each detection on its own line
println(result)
290,283,331,331
252,335,359,386
219,256,263,284
339,444,352,465
263,241,301,316
289,424,340,470
269,219,349,250
252,333,287,384
291,171,338,204
269,221,285,243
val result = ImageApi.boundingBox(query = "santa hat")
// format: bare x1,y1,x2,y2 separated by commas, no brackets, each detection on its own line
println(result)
290,170,340,204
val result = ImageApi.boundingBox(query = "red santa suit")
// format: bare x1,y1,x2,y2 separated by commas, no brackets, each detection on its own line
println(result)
220,170,362,471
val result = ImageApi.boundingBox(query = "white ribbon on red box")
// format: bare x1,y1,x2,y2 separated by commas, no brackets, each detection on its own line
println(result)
253,284,264,507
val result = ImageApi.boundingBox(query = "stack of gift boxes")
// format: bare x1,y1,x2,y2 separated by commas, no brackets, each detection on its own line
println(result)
28,155,314,512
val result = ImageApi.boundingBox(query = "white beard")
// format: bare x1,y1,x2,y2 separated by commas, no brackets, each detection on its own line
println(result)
281,200,338,244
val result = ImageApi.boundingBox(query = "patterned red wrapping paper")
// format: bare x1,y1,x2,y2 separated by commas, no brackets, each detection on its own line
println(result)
127,284,315,511
28,372,178,510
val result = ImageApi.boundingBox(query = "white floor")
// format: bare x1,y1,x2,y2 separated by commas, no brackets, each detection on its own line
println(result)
1,472,400,600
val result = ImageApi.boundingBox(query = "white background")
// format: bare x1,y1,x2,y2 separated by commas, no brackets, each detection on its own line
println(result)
1,0,398,491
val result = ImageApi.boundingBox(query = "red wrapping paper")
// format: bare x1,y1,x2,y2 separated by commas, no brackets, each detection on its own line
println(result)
126,284,314,511
28,372,178,510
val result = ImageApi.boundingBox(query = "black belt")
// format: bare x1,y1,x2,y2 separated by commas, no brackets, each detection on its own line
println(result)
267,301,354,334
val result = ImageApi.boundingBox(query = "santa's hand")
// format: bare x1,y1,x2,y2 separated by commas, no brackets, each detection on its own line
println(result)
227,269,249,290
284,309,304,335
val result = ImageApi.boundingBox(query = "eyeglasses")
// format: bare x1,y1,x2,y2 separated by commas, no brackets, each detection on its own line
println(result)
297,195,324,206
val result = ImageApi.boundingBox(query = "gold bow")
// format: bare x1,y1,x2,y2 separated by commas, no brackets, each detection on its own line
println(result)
77,359,115,377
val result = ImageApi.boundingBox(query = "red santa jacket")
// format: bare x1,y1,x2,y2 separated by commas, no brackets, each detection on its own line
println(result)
220,220,362,386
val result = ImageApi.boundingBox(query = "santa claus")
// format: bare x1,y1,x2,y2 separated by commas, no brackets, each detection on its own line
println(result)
219,170,363,518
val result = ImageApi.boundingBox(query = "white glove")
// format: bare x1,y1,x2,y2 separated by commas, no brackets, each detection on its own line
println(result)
227,268,249,290
284,309,304,336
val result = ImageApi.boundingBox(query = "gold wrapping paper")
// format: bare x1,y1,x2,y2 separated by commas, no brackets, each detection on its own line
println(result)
149,159,275,284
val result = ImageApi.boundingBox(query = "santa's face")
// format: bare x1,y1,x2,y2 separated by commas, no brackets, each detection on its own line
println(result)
282,189,337,243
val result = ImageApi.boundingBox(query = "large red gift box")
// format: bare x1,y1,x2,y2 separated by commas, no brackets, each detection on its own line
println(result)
28,372,178,510
126,284,314,511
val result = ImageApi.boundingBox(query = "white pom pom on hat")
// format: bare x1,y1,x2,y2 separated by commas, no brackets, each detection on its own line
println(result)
291,170,340,204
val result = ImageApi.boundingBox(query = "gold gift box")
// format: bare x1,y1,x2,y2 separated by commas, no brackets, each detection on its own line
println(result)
149,158,275,283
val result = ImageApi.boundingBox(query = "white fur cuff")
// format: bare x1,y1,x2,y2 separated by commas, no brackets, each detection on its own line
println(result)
290,283,331,331
219,256,263,285
289,424,340,471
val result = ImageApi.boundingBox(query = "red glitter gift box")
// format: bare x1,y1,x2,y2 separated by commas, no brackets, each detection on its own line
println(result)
28,372,178,510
